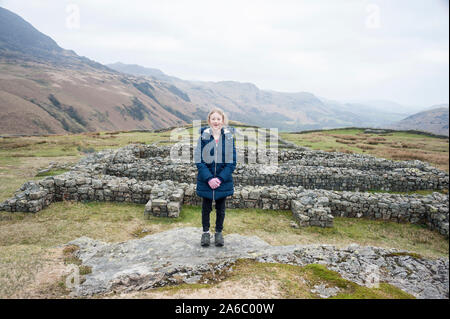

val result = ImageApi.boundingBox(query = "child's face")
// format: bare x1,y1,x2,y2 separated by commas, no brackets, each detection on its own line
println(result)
209,112,224,130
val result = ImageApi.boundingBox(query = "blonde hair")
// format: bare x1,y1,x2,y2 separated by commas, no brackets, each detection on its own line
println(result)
207,108,229,126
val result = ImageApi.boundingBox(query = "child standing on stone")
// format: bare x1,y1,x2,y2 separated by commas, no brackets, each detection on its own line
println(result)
194,108,237,247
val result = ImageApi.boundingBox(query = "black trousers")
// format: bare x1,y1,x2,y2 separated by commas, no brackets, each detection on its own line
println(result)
202,196,226,232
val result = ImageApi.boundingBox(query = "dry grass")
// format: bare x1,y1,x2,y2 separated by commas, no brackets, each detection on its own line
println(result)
331,134,362,141
356,144,376,150
377,148,449,170
0,245,48,298
337,148,353,154
369,137,387,142
0,140,47,150
400,142,424,149
281,128,449,172
336,139,357,145
388,150,432,161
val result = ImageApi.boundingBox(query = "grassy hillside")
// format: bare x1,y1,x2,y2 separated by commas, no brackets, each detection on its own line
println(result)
280,128,449,172
388,106,449,136
0,62,199,135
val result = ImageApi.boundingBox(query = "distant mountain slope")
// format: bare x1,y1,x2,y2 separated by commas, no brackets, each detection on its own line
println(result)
0,7,61,56
317,97,410,128
387,105,449,136
0,6,200,135
422,103,449,112
0,7,109,71
106,62,176,82
341,99,423,115
109,62,412,131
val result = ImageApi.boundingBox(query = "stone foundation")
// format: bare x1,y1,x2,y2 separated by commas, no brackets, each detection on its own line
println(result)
1,172,448,237
68,144,448,192
0,143,448,236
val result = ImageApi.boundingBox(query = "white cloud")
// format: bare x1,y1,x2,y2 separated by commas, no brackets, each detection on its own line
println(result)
1,0,448,107
419,48,449,64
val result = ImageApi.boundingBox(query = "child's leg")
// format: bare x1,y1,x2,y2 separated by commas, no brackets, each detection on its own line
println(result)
201,197,213,232
215,197,226,233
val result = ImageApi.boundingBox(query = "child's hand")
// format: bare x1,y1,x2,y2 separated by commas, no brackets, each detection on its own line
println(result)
208,178,221,189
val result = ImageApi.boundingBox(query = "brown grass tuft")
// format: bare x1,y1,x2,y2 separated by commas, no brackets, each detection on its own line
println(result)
331,135,360,141
356,144,376,150
400,142,422,149
387,150,448,166
336,139,357,145
369,137,386,142
62,245,79,256
366,139,380,145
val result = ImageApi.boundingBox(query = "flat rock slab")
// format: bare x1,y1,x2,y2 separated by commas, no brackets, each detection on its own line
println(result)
67,227,449,299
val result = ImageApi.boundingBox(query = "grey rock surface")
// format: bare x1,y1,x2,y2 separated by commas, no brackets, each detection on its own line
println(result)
67,227,449,299
311,284,341,298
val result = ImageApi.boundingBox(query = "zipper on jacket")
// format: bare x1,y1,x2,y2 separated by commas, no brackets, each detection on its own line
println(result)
213,138,217,200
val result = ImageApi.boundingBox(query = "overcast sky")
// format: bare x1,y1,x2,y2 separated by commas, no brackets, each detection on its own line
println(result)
1,0,449,108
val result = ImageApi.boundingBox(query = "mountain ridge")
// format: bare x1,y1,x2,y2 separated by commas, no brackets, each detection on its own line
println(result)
387,105,449,136
0,6,203,134
107,61,419,131
1,6,446,135
0,7,111,72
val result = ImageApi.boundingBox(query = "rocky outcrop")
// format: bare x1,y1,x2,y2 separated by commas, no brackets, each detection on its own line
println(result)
66,227,449,299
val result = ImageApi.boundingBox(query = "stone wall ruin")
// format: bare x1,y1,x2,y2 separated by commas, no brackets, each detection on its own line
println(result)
0,143,448,237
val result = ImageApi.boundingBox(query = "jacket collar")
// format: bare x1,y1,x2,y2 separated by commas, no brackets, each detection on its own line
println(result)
202,126,231,136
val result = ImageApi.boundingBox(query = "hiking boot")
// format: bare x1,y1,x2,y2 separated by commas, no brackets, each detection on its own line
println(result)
201,232,210,247
214,232,224,247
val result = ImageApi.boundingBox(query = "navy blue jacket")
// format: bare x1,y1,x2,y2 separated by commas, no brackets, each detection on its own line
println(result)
194,126,237,200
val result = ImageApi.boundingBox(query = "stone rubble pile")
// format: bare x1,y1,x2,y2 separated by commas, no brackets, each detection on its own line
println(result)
144,180,185,218
292,198,334,228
